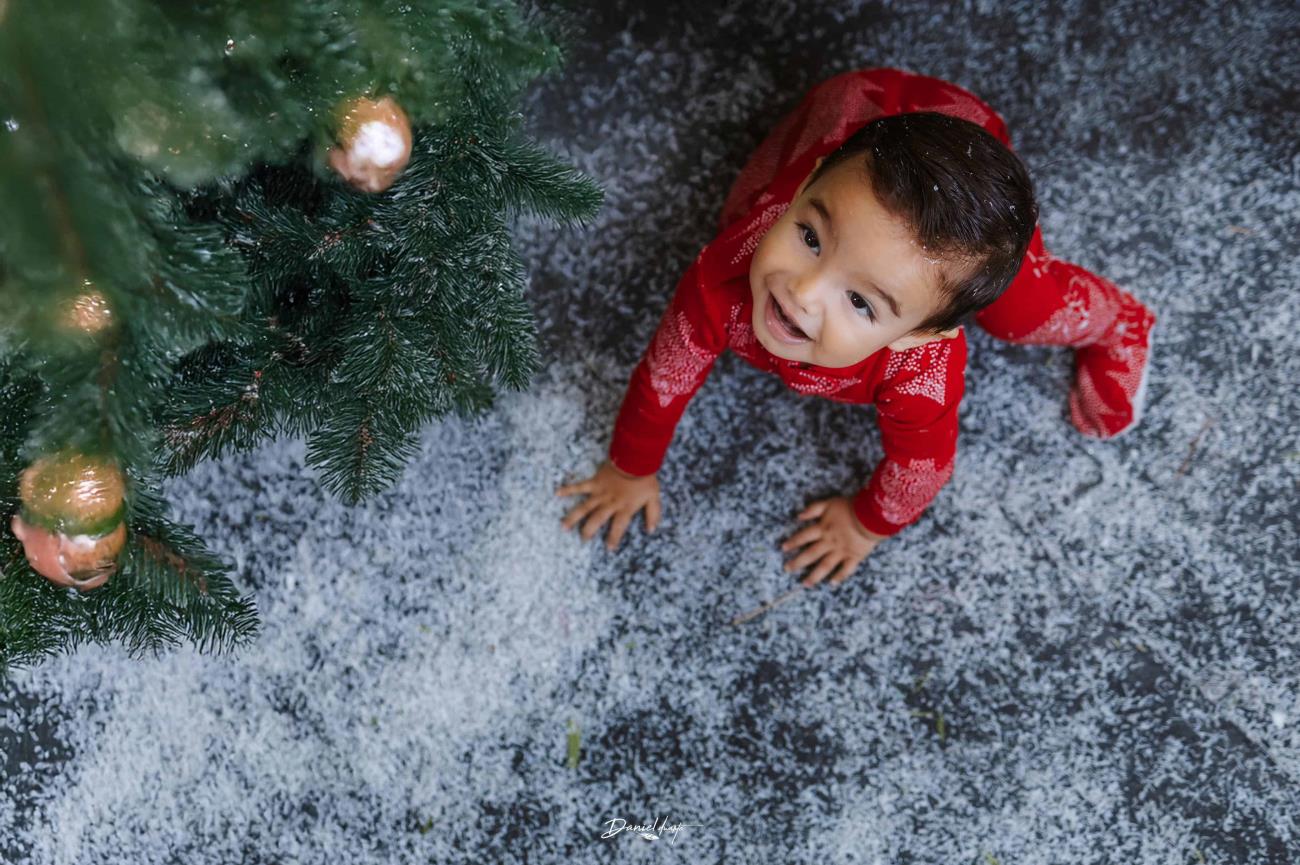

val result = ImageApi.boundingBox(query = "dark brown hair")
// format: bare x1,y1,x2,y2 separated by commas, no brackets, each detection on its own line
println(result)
805,111,1038,334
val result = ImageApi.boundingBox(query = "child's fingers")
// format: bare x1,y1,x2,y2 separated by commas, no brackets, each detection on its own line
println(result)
828,559,857,587
645,496,661,534
561,497,602,531
580,505,617,542
606,511,632,550
780,525,822,552
797,499,830,520
555,478,594,497
801,556,841,588
785,540,833,573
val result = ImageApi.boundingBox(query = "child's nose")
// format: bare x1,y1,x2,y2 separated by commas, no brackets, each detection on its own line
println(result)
790,273,824,312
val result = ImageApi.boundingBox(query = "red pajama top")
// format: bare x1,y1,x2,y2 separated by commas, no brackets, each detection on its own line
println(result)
607,67,1016,537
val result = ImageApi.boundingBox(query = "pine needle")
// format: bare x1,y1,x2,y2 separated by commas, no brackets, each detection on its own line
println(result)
728,585,807,625
565,718,581,770
1174,415,1216,477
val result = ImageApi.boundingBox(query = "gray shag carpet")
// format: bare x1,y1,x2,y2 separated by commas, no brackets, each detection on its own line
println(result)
2,1,1297,862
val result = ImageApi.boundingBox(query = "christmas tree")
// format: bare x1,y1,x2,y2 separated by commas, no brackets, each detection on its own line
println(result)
0,1,602,676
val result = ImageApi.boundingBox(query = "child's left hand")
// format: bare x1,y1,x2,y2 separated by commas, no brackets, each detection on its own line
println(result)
780,496,888,588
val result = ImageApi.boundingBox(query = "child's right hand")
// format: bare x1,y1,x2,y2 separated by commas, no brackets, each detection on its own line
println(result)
555,459,661,551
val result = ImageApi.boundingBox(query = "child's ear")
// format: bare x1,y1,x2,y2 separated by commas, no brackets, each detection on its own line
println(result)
887,325,961,352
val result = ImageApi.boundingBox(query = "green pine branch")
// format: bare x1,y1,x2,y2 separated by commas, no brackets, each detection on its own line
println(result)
0,0,604,672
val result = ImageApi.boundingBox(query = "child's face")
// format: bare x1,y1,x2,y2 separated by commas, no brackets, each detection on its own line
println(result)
749,157,961,368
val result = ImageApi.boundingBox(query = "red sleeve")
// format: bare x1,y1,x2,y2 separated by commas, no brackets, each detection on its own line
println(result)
851,331,968,537
607,249,733,477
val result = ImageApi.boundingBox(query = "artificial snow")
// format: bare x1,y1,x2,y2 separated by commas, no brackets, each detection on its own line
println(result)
2,0,1297,862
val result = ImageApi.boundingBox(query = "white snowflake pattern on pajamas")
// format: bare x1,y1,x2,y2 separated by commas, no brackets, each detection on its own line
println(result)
727,200,788,266
881,340,953,405
1071,356,1133,431
873,456,955,527
726,301,863,395
720,76,886,228
1025,243,1051,280
1011,270,1123,347
790,76,888,159
727,303,764,363
1067,296,1155,435
787,370,863,397
646,308,716,408
1071,352,1140,433
907,84,994,127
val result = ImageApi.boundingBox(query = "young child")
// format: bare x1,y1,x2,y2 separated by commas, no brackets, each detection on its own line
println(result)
556,66,1157,588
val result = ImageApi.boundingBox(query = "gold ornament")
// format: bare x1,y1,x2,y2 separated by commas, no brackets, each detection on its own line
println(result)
19,449,126,530
57,282,114,335
10,514,125,591
326,95,412,193
11,449,128,591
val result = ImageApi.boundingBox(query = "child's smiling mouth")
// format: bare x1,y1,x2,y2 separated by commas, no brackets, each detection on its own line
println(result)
766,292,812,343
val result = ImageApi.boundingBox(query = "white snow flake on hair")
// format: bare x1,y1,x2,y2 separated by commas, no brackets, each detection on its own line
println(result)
882,340,952,405
873,455,955,526
646,308,716,408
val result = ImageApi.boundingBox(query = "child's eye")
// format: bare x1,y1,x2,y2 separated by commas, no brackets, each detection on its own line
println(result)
847,291,876,322
796,222,820,253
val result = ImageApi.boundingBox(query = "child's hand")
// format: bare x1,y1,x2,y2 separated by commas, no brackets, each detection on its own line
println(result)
556,459,662,551
780,496,887,588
